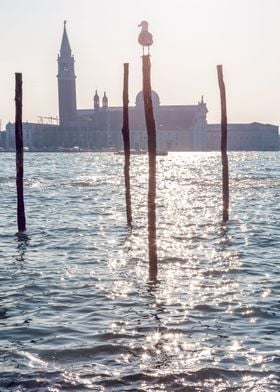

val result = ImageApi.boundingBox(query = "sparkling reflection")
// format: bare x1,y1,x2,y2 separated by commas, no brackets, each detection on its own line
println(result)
0,152,279,391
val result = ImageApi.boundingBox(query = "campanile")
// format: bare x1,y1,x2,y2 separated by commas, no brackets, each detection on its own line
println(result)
57,21,77,126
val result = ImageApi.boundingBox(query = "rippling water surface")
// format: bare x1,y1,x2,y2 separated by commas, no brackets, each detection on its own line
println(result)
0,152,279,391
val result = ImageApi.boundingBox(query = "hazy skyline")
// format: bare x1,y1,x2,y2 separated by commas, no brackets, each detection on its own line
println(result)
1,0,280,129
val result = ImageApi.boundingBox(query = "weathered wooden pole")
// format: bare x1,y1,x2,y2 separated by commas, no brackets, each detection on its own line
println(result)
217,65,229,222
121,63,132,227
15,73,26,232
142,55,158,279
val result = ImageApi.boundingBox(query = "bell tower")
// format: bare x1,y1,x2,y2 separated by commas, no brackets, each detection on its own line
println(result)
57,21,77,126
94,90,100,110
102,92,108,109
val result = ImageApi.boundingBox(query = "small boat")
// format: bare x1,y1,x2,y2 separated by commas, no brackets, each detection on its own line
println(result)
156,150,168,156
73,146,80,151
114,149,147,155
114,149,168,156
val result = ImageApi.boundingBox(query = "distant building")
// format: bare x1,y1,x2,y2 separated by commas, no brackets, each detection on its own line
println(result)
208,123,279,151
0,131,6,149
5,122,59,150
2,22,279,152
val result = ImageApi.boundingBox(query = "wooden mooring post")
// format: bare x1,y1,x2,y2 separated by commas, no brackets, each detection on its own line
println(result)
121,63,132,227
217,65,229,222
142,55,158,279
15,73,26,232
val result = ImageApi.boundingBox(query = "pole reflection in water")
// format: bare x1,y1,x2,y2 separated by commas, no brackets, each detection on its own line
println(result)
16,232,30,263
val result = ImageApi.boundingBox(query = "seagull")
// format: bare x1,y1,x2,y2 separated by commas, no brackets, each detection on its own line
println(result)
138,21,153,55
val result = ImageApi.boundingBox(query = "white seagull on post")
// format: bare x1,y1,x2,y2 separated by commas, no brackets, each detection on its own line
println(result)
138,21,153,55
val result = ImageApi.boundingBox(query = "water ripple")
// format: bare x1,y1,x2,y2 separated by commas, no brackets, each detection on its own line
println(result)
0,152,279,391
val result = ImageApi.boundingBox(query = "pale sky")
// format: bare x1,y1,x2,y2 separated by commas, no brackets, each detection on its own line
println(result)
0,0,280,130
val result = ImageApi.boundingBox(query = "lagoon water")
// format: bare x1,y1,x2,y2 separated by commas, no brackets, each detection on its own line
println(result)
0,151,279,391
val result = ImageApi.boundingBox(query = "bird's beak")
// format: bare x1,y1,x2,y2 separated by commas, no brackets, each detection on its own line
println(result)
138,22,142,27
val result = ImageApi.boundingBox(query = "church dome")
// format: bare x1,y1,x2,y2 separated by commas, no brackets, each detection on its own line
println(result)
135,90,160,110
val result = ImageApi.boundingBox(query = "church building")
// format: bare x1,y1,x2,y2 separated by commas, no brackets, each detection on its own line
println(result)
56,22,209,151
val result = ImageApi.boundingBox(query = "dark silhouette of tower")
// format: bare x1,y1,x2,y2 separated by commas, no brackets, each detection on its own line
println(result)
57,21,77,126
102,92,108,109
94,90,100,111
